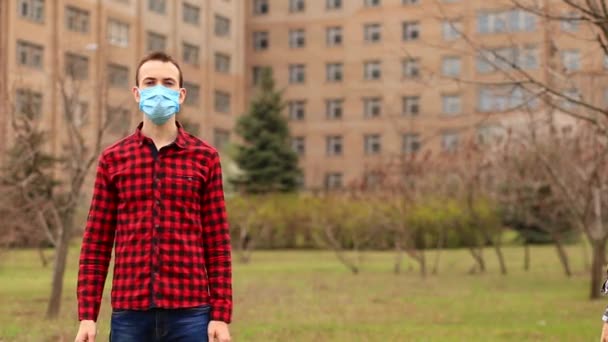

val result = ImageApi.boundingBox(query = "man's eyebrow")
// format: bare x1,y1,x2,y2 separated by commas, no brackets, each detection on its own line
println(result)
162,77,177,82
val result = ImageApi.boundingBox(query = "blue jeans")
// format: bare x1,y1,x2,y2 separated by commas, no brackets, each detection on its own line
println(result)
109,306,210,342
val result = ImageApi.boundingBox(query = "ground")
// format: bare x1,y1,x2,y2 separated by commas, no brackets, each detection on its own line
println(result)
0,244,604,341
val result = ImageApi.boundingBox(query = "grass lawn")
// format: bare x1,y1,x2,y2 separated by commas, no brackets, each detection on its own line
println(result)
0,243,605,341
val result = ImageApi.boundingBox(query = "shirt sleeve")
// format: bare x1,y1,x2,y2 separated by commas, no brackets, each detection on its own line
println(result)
77,155,118,321
201,151,233,323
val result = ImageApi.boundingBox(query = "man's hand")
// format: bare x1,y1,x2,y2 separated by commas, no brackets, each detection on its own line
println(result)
601,322,608,342
208,320,231,342
74,320,96,342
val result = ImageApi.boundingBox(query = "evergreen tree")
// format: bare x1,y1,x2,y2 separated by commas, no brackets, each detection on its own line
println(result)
232,68,301,193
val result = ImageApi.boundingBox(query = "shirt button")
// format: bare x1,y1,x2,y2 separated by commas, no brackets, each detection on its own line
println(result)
155,200,161,206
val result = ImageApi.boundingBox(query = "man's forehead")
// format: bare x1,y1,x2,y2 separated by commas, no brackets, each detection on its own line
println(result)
139,60,180,80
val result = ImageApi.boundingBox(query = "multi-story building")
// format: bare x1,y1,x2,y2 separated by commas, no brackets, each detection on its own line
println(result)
245,0,607,190
1,0,606,191
0,0,244,168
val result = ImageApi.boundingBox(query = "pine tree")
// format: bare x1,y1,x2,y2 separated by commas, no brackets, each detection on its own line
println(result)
232,68,301,193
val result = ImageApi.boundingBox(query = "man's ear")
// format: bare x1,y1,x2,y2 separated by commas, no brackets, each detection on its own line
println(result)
179,88,187,105
132,86,141,103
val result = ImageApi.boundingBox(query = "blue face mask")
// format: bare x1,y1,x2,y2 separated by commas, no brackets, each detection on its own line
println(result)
138,85,181,125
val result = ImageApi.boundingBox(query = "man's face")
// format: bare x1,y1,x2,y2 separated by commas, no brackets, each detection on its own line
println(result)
132,60,186,105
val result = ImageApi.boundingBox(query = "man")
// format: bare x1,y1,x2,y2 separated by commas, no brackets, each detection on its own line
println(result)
74,52,232,342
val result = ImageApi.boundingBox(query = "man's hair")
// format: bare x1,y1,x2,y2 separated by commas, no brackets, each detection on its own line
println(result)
135,51,183,88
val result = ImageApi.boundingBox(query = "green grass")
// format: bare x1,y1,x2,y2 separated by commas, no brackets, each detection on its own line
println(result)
0,243,605,341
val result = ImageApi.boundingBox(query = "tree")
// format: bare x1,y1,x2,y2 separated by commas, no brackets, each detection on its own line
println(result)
1,71,115,318
232,68,302,194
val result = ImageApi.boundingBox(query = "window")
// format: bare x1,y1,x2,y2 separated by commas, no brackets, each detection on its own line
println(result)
326,99,343,119
402,96,420,116
442,131,459,152
215,53,231,73
477,45,538,73
289,29,306,48
290,0,305,12
149,0,166,14
364,0,381,7
326,136,343,156
253,31,269,51
291,136,306,156
289,64,306,84
442,56,461,77
325,173,343,190
214,91,231,113
252,66,271,85
66,6,89,33
561,88,581,110
520,45,539,69
147,31,166,52
288,100,306,120
16,40,43,69
106,106,130,134
65,53,89,80
184,82,200,105
561,12,579,32
326,63,343,82
442,20,462,40
478,85,538,112
364,61,381,80
326,27,343,46
215,15,231,37
364,23,382,43
183,3,200,25
402,58,420,78
402,133,421,154
183,42,199,65
477,9,536,34
402,21,420,41
213,129,231,150
254,0,269,15
363,97,382,118
364,134,382,155
107,19,129,47
442,94,462,115
18,0,44,23
477,125,504,145
108,64,129,87
327,0,342,9
16,89,43,119
66,102,89,128
181,122,203,136
562,49,580,71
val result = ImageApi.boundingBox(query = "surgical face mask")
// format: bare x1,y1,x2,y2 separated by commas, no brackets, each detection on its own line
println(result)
138,85,181,125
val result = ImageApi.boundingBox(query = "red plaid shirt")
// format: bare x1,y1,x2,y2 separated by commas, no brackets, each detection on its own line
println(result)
77,122,232,323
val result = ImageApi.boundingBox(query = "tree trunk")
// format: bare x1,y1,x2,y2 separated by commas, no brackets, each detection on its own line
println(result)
419,250,426,277
494,243,508,275
590,239,607,300
468,248,485,273
523,242,530,272
46,217,71,319
554,238,572,277
432,229,445,275
393,238,404,274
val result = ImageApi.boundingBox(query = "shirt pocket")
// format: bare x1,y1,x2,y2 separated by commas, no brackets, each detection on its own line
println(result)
163,172,203,214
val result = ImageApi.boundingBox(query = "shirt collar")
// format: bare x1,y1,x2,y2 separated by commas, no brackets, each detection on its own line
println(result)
135,121,188,149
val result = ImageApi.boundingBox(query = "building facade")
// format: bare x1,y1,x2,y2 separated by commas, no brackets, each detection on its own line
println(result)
0,0,244,165
245,0,608,190
1,0,607,191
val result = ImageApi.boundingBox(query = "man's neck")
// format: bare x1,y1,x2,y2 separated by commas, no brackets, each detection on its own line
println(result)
141,117,178,149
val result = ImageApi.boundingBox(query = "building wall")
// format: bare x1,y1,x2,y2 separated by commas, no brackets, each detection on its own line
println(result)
1,0,245,183
244,0,606,190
